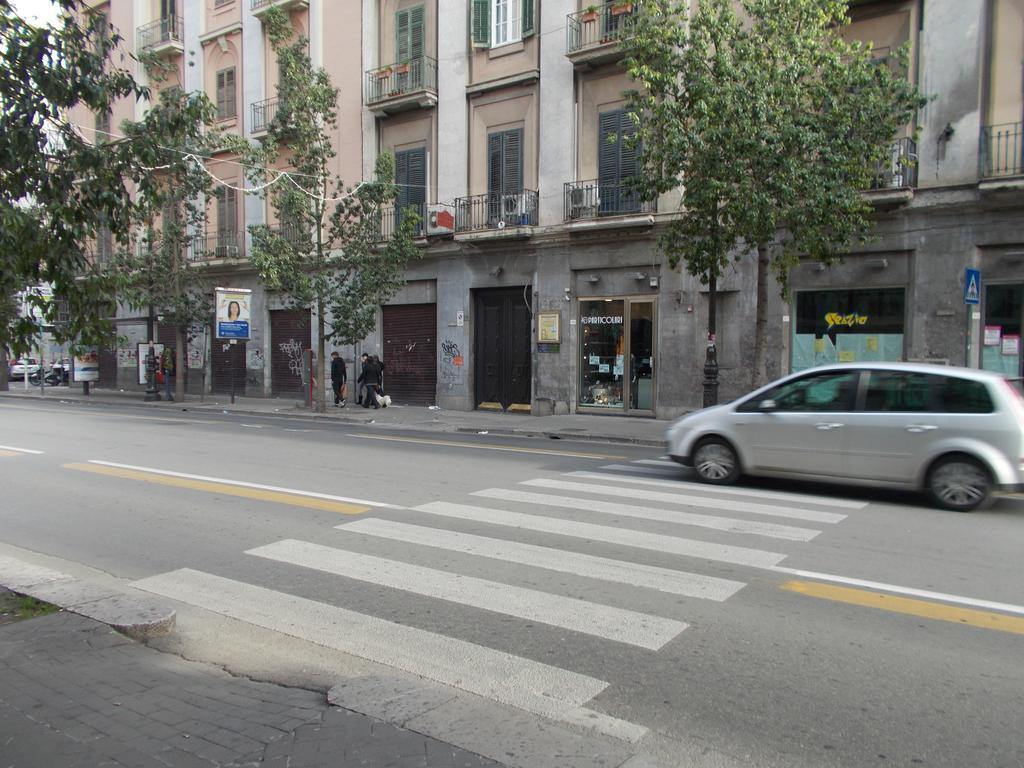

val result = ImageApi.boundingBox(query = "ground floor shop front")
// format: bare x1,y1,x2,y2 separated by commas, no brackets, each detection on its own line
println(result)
101,191,1023,413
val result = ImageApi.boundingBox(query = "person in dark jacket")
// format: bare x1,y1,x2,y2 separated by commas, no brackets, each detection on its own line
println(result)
358,354,382,408
355,353,369,405
330,351,347,406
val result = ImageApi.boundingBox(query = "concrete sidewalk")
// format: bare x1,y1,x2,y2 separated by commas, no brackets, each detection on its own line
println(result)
0,605,506,768
0,386,673,447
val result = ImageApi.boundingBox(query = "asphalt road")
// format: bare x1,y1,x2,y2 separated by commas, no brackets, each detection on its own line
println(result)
1,397,1022,768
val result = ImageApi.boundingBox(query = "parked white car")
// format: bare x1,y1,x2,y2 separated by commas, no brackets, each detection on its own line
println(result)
8,358,41,380
667,363,1024,512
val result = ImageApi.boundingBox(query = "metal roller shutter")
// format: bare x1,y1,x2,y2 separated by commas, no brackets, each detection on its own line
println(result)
382,303,436,405
211,333,246,395
270,308,310,395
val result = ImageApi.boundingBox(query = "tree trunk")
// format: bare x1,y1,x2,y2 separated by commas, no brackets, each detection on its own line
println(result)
315,297,326,413
750,242,771,392
0,346,8,391
175,325,186,403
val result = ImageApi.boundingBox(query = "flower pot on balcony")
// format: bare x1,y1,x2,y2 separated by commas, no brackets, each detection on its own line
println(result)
395,62,411,75
610,2,633,14
580,10,599,22
376,68,393,79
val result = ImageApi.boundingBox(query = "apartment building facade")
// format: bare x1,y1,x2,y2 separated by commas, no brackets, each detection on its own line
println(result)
76,0,1024,415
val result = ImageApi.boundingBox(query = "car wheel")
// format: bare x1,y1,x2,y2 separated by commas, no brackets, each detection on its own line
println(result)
926,455,992,512
692,438,741,485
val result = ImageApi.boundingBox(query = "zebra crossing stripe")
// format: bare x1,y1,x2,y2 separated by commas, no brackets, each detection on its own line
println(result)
414,501,786,568
476,488,820,542
335,518,745,601
131,568,646,741
567,471,865,510
522,478,847,524
600,463,680,476
633,459,680,468
246,539,686,650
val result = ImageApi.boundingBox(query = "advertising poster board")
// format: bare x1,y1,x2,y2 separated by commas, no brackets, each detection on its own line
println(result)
216,287,252,340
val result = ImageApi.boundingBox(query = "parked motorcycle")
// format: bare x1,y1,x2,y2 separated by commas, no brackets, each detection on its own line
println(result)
29,361,70,386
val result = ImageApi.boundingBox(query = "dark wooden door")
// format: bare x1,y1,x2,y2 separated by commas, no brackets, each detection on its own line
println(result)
474,287,532,410
270,308,310,395
382,303,436,405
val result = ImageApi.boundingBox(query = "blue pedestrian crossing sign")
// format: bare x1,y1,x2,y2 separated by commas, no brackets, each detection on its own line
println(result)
964,268,981,305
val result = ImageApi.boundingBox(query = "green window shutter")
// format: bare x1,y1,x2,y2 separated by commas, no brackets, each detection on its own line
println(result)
409,5,425,61
619,112,639,181
396,8,410,63
487,132,503,195
503,128,523,194
407,147,426,206
471,0,490,48
521,0,535,37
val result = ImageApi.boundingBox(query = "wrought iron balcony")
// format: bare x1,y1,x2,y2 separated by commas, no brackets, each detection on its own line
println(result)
869,137,919,190
190,230,242,261
365,56,438,114
980,122,1023,179
454,191,539,233
250,97,280,135
566,1,637,65
136,15,183,55
563,179,654,221
372,203,427,243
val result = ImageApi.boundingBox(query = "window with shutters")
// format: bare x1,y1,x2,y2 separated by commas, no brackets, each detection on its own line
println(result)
395,147,426,236
472,0,534,48
598,108,641,215
217,187,238,236
487,128,524,224
216,67,236,120
395,6,425,63
95,110,111,142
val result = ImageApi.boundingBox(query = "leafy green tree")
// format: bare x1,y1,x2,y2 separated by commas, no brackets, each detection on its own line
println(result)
623,0,926,401
1,1,141,360
111,73,220,402
236,7,420,412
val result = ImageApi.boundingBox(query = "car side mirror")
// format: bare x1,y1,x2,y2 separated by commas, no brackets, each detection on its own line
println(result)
758,399,777,411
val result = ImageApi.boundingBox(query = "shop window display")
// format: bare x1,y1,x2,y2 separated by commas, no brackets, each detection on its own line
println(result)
793,288,905,371
579,299,625,407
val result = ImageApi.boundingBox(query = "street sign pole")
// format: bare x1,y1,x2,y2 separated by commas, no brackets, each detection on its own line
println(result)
964,268,981,368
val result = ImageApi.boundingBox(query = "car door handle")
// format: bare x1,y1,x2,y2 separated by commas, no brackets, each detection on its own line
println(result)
815,422,844,430
906,424,938,433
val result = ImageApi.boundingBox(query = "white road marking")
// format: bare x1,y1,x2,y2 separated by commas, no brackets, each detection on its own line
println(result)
240,424,264,429
86,460,401,508
600,464,683,476
524,478,847,524
247,539,685,649
0,444,44,455
131,568,646,742
587,469,867,510
415,501,785,568
475,488,820,542
633,459,681,468
769,565,1024,617
335,518,745,601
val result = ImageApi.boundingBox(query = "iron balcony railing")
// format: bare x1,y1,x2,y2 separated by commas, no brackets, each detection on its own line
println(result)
251,97,280,134
869,137,919,190
566,1,637,55
136,15,183,52
454,190,539,233
365,56,438,106
373,202,427,243
563,179,654,221
190,230,241,261
980,122,1023,179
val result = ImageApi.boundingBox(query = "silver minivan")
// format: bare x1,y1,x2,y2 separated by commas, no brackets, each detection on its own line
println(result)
667,363,1024,511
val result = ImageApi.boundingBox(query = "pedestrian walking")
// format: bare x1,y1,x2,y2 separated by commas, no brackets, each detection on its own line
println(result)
161,347,175,402
358,354,382,408
356,353,369,406
330,351,347,407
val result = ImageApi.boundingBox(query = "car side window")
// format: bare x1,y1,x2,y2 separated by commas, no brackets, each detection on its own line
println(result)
935,376,994,414
744,371,860,413
863,371,933,412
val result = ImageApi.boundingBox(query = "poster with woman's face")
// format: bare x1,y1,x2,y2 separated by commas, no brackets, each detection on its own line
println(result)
215,288,251,340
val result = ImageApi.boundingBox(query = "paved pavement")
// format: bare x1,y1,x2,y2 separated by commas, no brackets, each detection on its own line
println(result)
0,589,506,768
0,385,671,446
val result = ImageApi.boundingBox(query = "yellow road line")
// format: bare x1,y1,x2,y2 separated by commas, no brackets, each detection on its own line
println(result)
64,463,369,515
348,433,627,460
782,580,1024,636
0,450,22,458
